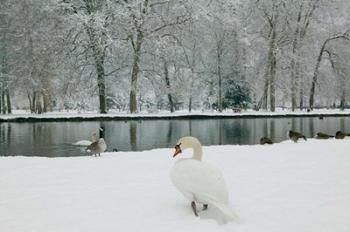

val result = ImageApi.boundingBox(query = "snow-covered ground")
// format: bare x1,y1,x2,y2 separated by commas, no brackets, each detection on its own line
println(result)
1,139,349,232
1,109,350,121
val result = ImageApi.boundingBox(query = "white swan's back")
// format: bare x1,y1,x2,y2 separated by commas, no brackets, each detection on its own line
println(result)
171,158,229,205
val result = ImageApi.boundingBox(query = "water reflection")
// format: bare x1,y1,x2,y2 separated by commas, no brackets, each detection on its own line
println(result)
309,118,314,136
129,121,137,151
0,116,350,157
340,118,345,131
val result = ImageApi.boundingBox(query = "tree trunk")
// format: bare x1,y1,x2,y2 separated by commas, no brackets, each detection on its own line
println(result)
36,97,42,114
188,71,195,112
1,90,5,114
85,16,107,114
297,59,304,110
27,93,32,113
129,30,144,113
262,77,268,110
96,59,107,113
269,26,277,112
340,88,345,110
0,89,2,114
217,49,223,112
291,51,298,111
309,42,326,110
162,59,174,112
290,7,303,111
28,91,37,113
299,87,304,110
5,89,11,114
43,92,49,113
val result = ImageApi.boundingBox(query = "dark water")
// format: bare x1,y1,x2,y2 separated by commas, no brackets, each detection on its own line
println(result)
0,117,349,157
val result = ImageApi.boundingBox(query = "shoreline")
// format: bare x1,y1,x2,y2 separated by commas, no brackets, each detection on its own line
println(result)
1,110,350,122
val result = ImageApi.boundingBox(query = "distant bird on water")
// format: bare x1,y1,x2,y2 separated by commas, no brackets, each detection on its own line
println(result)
315,132,334,139
335,131,350,139
288,130,307,142
260,137,273,145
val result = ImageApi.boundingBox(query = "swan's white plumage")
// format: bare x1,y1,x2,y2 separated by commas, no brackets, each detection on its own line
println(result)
73,132,97,146
170,136,236,222
171,158,229,205
72,140,92,146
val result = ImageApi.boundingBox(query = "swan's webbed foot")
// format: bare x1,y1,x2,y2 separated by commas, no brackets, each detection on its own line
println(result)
191,201,198,217
203,204,208,210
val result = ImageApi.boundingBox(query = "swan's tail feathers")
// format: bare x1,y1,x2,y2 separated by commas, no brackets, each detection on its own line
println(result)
210,202,239,222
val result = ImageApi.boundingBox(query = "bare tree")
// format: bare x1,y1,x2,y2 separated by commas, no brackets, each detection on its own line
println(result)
290,0,320,111
120,0,189,113
309,31,350,110
60,0,111,113
255,1,283,112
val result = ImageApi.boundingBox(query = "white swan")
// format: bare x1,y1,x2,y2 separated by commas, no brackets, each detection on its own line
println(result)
73,132,98,146
73,126,105,146
170,136,236,222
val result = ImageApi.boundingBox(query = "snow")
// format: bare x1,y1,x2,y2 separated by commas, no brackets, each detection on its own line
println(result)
1,109,350,121
1,139,350,232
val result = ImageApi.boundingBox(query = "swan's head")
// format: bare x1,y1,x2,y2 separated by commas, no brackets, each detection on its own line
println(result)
173,136,201,158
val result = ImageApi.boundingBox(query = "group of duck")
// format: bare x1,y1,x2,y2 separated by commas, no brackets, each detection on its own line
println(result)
73,127,350,223
171,131,350,222
260,130,350,145
73,130,235,222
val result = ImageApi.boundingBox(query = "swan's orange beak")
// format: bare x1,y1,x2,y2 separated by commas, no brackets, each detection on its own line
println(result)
173,144,182,157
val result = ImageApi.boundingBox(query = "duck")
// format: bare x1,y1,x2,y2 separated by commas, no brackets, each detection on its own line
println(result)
335,131,350,139
86,127,107,156
260,137,273,145
315,132,334,139
170,136,236,222
288,130,307,142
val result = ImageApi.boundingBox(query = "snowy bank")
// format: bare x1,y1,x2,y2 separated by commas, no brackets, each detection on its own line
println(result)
1,109,350,122
1,139,350,232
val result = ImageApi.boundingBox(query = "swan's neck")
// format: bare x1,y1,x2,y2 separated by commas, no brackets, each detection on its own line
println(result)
191,144,202,161
92,133,98,142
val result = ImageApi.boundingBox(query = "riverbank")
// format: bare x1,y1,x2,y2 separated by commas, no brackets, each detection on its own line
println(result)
1,109,350,122
1,139,349,232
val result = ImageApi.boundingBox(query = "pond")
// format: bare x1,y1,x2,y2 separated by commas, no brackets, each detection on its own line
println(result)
0,117,349,157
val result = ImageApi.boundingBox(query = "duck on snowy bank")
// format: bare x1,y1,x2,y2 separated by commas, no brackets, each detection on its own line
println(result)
260,137,273,145
315,132,334,139
288,130,307,142
335,131,350,139
86,127,107,156
170,136,236,223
